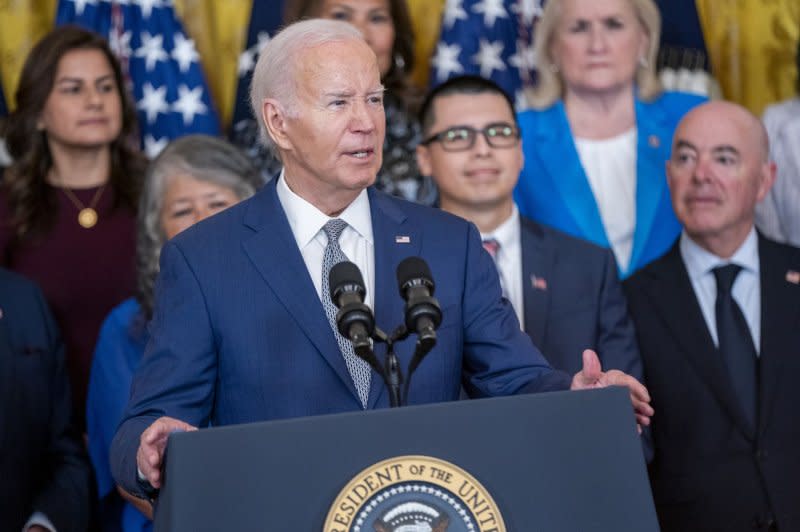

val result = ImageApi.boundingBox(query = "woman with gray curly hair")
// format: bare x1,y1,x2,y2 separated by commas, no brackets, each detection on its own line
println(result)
85,134,260,532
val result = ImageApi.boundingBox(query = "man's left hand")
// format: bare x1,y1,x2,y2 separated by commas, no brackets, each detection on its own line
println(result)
571,349,653,429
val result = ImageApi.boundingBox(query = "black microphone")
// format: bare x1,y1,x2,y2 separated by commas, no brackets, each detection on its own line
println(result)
396,257,442,350
329,261,376,360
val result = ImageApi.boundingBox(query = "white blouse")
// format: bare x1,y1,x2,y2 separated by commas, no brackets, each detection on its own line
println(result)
575,128,638,271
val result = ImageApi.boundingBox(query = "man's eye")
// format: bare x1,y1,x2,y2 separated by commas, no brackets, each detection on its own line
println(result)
445,129,469,141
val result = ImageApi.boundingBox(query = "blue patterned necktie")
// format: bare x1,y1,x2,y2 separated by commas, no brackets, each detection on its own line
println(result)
713,264,757,431
321,219,371,408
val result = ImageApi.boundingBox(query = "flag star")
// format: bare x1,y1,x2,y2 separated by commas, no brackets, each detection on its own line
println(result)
472,0,509,28
508,42,536,73
134,32,169,71
472,39,506,78
255,31,271,53
514,89,530,111
172,85,208,125
109,30,133,59
238,48,256,76
134,0,162,19
143,135,169,158
431,42,464,82
442,0,468,29
137,83,169,124
171,33,199,73
511,0,544,25
71,0,98,15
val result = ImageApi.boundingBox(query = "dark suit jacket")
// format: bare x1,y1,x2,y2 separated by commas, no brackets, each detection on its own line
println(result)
519,216,642,378
0,268,91,531
624,236,800,532
111,180,572,496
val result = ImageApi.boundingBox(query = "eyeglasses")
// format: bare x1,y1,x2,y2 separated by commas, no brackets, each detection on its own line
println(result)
421,122,521,152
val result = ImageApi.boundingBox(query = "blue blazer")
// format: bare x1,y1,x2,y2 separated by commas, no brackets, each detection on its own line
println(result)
519,216,642,378
513,91,705,278
111,179,571,495
0,268,91,532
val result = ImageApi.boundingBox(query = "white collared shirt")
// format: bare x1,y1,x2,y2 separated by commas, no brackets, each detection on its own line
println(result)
276,170,375,308
679,228,761,352
480,206,524,327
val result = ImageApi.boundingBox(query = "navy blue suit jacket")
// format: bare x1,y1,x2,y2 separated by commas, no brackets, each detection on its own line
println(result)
111,180,571,495
0,268,91,531
519,217,642,379
624,236,800,531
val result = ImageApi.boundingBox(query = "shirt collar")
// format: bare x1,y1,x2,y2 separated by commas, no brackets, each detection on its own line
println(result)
480,205,520,251
680,227,760,281
276,169,373,249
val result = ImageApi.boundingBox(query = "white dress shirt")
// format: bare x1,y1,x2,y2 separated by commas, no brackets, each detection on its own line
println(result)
480,206,524,327
276,171,375,308
680,228,761,352
575,128,638,272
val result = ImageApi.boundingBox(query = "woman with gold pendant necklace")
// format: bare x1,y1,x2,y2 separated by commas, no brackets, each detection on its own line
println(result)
0,26,146,433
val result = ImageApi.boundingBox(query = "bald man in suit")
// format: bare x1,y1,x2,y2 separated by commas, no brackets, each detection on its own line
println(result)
624,101,800,531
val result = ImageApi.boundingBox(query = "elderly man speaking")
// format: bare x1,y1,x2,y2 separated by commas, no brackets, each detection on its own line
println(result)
110,19,652,499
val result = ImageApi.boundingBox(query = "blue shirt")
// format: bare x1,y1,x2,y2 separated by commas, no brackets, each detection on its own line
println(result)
87,298,153,532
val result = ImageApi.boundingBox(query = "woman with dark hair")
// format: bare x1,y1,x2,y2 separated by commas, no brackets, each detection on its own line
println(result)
234,0,435,205
86,134,260,532
757,39,800,246
0,25,146,429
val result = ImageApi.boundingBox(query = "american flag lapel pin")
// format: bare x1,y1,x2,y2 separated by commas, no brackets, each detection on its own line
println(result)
395,235,411,244
531,274,547,291
786,270,800,285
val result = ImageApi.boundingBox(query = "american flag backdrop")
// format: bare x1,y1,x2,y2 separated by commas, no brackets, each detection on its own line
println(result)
430,0,545,110
56,0,221,157
228,1,284,178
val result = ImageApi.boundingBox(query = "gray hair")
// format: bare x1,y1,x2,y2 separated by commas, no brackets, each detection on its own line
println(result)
527,0,663,109
136,134,260,320
248,18,364,159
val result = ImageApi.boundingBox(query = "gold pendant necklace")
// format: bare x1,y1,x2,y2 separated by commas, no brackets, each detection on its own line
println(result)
59,183,107,229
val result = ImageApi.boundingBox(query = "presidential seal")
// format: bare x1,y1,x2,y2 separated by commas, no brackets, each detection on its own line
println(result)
323,455,506,532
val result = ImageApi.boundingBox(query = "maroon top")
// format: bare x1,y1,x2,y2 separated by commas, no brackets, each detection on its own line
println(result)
0,184,137,430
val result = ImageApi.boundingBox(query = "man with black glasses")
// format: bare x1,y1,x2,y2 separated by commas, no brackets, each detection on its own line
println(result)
417,75,643,380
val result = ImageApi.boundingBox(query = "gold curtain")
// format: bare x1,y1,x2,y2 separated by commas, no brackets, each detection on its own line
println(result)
174,0,252,129
407,0,445,89
696,0,800,115
0,0,57,111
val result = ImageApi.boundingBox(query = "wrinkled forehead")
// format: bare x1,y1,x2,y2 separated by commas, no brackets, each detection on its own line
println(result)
297,38,380,82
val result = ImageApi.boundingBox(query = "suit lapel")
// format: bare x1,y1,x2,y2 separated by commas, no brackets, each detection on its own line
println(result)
756,236,800,435
520,218,552,346
241,180,358,400
647,244,756,439
367,189,421,408
627,99,671,275
534,103,609,247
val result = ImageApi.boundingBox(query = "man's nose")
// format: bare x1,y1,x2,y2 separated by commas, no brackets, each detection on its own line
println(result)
472,131,492,156
350,101,377,133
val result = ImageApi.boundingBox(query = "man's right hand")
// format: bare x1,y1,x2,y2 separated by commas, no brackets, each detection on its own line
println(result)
136,416,197,489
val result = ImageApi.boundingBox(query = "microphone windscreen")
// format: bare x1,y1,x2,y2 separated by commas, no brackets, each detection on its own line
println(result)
329,261,365,301
396,256,433,293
